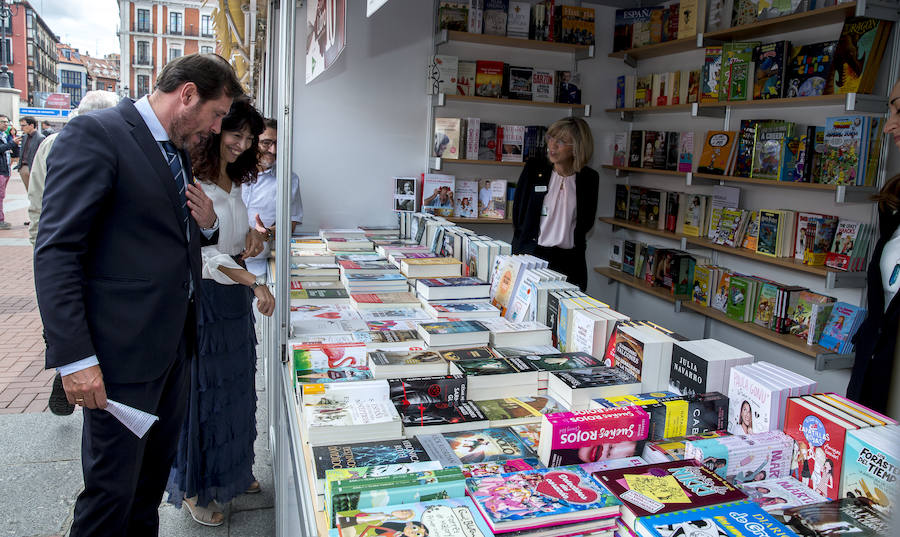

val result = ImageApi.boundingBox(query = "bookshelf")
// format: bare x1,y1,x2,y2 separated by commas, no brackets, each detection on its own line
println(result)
445,217,512,224
602,165,877,203
436,29,594,59
594,267,840,361
607,94,888,120
430,157,525,171
435,93,591,115
597,217,867,287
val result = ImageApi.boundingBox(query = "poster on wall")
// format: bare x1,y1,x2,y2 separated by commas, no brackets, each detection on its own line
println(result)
367,0,389,17
306,0,347,84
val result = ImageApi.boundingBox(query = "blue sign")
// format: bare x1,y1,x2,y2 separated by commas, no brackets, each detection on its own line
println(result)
18,107,71,118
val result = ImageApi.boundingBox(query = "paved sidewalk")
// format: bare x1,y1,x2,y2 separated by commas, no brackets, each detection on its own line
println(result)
0,171,52,414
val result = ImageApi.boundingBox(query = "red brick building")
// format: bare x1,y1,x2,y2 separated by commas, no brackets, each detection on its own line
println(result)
82,53,120,94
0,1,58,105
117,1,216,99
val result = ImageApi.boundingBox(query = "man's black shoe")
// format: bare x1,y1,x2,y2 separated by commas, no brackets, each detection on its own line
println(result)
48,373,75,415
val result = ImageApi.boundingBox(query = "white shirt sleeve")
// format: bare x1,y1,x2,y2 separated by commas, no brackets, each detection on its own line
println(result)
58,355,100,376
201,244,244,284
290,172,303,223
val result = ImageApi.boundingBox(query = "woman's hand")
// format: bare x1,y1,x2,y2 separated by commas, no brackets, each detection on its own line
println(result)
242,228,266,259
254,285,275,316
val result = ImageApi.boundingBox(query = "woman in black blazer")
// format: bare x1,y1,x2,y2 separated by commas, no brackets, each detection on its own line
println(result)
846,78,900,414
512,117,599,290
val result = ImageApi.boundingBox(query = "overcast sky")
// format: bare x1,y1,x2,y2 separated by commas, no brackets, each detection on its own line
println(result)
33,0,120,58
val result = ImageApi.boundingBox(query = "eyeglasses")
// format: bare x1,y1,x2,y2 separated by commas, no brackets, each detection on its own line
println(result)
259,140,276,149
546,136,574,147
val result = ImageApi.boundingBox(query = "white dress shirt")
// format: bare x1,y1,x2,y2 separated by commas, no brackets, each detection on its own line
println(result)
538,170,577,249
241,165,303,276
201,181,251,284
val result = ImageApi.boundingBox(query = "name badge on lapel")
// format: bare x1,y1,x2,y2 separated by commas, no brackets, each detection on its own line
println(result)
535,185,548,193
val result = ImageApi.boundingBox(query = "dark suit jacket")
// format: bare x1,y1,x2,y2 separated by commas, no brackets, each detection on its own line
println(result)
511,157,600,254
17,130,44,169
35,99,205,384
847,211,900,412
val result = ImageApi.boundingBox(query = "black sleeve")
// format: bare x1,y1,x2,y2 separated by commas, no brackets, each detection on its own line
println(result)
34,115,116,367
513,160,533,231
576,167,600,247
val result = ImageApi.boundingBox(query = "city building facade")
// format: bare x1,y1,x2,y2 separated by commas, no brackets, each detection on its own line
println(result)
56,43,89,107
82,53,120,94
117,0,216,99
0,1,58,105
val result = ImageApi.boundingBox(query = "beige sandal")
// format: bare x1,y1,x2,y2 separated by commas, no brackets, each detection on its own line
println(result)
245,480,261,494
183,497,225,527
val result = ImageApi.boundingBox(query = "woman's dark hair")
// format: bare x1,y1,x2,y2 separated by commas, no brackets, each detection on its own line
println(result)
872,173,900,214
155,53,243,100
191,96,265,185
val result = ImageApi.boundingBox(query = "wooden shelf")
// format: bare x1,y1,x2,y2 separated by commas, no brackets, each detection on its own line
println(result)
608,4,860,63
702,3,858,44
680,301,830,359
602,165,686,178
598,216,863,279
446,217,512,224
594,267,676,304
608,36,698,62
594,266,832,359
440,94,589,111
439,30,593,56
443,159,525,167
692,172,839,190
605,104,693,114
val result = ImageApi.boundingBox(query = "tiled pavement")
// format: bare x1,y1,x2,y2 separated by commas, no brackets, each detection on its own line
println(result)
0,171,53,414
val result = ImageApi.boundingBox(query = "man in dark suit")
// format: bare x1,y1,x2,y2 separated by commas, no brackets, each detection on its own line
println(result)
34,54,243,536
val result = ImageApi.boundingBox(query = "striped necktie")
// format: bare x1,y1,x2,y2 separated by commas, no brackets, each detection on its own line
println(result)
161,140,189,236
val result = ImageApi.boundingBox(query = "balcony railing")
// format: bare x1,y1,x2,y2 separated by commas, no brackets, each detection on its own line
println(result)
201,31,214,38
132,55,153,67
183,27,198,37
131,23,152,33
167,27,182,35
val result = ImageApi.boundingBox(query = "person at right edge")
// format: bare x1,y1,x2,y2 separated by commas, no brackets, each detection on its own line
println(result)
34,54,243,536
847,77,900,417
512,117,599,291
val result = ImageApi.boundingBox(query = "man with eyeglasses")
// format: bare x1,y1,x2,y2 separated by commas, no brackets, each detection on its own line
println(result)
0,114,20,230
241,117,303,277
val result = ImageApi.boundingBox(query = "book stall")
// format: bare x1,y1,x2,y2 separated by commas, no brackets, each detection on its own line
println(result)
258,1,900,536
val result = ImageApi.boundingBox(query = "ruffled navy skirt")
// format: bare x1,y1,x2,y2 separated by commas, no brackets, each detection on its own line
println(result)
166,279,258,508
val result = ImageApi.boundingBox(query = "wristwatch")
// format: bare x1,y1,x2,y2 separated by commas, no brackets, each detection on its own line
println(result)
249,275,266,290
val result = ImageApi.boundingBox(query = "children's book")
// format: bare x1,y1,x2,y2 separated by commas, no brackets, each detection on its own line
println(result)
419,426,536,465
332,497,496,537
786,41,837,98
697,131,737,175
677,132,694,172
312,438,434,482
635,500,798,537
754,40,790,99
818,302,865,353
751,121,795,180
783,497,888,537
739,477,830,515
831,17,894,95
700,46,723,102
467,466,621,533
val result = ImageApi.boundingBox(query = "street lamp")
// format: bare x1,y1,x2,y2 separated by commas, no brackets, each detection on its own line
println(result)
0,0,18,89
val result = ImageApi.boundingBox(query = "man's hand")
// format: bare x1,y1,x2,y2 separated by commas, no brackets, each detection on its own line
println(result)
242,228,265,259
254,214,275,238
62,365,107,409
254,285,275,316
186,184,217,229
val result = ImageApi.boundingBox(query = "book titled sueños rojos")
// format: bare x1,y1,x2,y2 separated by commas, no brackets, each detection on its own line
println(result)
538,405,650,466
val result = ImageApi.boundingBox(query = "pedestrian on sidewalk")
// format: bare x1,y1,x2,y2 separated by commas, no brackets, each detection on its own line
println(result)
25,90,122,415
34,53,242,536
0,114,20,230
16,115,44,195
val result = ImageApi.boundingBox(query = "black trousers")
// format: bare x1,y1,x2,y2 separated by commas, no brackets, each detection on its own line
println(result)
71,305,194,537
533,244,588,291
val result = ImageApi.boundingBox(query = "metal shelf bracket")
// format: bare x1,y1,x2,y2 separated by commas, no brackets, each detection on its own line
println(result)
431,93,446,107
834,185,876,204
685,172,693,186
435,29,449,46
845,93,889,114
576,45,595,61
614,168,629,178
691,103,726,118
618,110,634,122
623,54,637,68
856,0,900,21
429,157,442,171
815,352,856,371
825,270,868,289
674,299,683,313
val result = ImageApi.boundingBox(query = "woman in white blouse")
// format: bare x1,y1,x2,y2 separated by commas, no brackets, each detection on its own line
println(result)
166,96,273,527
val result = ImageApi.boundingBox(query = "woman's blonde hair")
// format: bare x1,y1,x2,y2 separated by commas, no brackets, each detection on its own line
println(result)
546,117,594,171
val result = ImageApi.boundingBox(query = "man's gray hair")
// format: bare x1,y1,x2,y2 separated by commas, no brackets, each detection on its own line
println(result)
73,90,120,117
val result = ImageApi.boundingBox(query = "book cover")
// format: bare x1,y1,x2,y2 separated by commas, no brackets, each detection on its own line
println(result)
697,131,737,175
734,119,768,178
821,115,867,186
478,122,497,161
739,477,830,514
754,40,790,99
438,2,468,31
333,497,496,537
422,173,456,217
831,17,894,95
507,66,533,100
841,427,899,514
786,41,837,98
556,71,581,104
818,302,865,353
399,401,487,428
439,426,537,463
636,500,797,537
457,60,476,96
293,342,367,370
532,69,555,102
389,376,467,406
468,466,621,532
475,396,565,422
313,438,433,480
677,132,694,173
825,220,862,270
700,46,723,102
500,125,525,162
757,210,780,257
783,398,853,500
475,60,504,98
461,457,541,479
752,122,794,180
629,130,644,168
613,132,629,167
483,0,509,36
539,406,650,466
454,179,478,218
593,460,747,520
433,117,461,160
783,497,888,537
